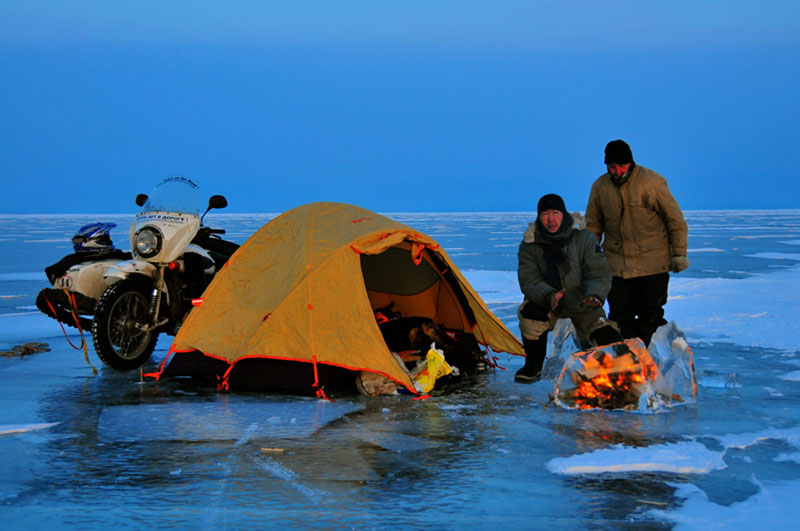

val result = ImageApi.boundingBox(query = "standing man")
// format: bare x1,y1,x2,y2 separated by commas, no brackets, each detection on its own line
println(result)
515,193,622,382
585,139,689,347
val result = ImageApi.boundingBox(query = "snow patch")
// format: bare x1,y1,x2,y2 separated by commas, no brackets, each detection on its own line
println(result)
546,441,725,475
0,422,60,436
649,479,800,529
548,426,800,478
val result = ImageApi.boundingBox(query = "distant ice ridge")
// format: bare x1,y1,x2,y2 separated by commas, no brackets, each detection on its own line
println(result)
463,265,800,352
746,252,800,260
0,272,47,281
688,247,724,253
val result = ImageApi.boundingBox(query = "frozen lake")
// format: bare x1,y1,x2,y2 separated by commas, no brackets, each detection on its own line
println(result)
2,210,800,528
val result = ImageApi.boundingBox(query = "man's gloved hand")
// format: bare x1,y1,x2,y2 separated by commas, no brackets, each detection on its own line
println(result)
671,255,690,273
582,296,603,307
550,289,566,311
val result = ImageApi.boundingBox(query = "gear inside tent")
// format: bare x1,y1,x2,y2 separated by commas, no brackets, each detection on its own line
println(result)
156,202,523,396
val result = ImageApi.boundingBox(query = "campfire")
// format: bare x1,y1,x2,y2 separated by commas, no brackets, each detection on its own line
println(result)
555,339,669,411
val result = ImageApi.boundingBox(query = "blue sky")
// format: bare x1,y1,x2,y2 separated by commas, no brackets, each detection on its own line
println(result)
1,1,799,213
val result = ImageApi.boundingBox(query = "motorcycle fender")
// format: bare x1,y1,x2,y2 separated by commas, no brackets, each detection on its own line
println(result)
56,259,122,299
103,260,157,284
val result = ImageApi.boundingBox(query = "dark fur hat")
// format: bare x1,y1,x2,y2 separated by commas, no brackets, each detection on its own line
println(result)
604,139,634,164
537,193,567,215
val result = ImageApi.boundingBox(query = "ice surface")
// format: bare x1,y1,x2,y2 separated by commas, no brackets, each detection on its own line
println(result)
708,426,800,450
2,210,800,528
647,480,800,529
97,399,364,442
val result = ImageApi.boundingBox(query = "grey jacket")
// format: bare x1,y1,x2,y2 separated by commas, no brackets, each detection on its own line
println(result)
517,223,612,314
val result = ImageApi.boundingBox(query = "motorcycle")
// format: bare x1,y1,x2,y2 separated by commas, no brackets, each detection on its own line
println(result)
36,222,132,331
38,176,239,371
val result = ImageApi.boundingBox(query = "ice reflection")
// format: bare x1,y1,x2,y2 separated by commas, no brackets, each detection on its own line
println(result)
97,398,364,442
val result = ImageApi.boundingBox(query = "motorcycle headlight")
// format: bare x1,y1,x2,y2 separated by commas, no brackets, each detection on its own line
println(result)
134,226,163,258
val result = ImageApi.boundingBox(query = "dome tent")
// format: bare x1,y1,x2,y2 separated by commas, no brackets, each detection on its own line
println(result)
156,202,523,395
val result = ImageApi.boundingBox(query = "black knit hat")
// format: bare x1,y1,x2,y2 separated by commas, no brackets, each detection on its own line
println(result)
537,193,567,215
604,139,634,164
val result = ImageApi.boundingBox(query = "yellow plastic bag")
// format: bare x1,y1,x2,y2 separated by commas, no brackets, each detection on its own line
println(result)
413,346,453,393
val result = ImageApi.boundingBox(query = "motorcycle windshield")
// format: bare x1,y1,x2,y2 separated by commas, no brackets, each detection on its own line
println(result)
140,176,205,216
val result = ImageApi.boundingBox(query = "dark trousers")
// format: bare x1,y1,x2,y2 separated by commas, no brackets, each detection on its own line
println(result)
607,272,669,346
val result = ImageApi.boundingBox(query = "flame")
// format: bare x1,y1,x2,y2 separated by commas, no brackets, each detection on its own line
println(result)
560,342,660,410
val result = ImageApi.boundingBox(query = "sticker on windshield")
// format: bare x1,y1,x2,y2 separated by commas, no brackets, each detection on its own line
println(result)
160,176,199,189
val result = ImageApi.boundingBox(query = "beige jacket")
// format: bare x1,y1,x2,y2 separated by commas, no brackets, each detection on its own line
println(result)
585,164,688,278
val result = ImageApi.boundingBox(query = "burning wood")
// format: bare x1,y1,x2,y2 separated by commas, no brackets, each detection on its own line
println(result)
555,340,664,411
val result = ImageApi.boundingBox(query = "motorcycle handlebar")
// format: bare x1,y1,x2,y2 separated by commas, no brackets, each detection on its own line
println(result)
199,227,226,236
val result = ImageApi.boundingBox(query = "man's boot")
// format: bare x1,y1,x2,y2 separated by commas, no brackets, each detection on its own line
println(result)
515,336,547,382
638,316,668,348
590,325,623,347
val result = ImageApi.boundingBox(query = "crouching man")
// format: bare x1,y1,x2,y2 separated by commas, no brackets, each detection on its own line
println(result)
515,193,622,382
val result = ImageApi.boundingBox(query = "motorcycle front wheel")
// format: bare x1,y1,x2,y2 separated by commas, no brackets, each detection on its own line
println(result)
91,278,160,371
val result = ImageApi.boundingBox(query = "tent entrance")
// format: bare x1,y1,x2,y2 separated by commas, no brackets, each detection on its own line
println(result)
360,243,475,332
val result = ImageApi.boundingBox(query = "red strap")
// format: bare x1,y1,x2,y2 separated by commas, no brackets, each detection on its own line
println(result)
310,357,333,401
145,346,178,380
411,243,425,265
42,291,85,351
313,384,331,401
216,364,235,391
487,354,504,370
475,328,506,370
68,292,83,332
